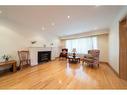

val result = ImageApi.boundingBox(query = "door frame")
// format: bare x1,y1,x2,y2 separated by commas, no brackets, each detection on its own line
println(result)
119,16,127,80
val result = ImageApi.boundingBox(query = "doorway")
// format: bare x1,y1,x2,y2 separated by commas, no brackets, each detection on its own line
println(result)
119,16,127,80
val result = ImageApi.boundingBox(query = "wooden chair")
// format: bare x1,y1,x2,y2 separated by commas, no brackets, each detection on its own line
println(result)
18,51,30,70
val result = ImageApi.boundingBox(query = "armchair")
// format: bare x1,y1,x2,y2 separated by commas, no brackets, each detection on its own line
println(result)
82,50,100,68
59,48,68,59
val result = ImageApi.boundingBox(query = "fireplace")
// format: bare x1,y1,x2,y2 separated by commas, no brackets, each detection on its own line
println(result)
38,51,51,63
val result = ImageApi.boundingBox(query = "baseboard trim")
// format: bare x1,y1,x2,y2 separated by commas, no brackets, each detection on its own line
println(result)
100,61,108,64
102,62,119,77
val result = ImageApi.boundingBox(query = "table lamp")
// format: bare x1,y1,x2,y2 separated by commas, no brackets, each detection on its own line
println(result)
72,48,76,58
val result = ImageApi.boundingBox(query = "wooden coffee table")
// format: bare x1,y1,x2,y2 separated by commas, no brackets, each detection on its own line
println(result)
68,56,80,63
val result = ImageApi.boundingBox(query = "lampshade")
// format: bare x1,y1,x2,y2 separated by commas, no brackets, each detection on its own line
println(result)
72,48,76,53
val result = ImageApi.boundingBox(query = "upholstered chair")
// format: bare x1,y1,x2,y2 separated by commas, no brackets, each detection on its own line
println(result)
59,48,68,59
82,50,100,68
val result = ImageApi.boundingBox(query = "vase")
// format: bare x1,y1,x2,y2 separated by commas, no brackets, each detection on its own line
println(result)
5,58,9,61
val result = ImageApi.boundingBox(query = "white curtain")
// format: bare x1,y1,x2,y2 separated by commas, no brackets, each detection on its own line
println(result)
66,36,97,54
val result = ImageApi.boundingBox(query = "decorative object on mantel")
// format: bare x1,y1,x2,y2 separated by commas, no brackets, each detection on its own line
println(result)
50,43,53,46
31,41,37,44
72,48,77,58
50,43,54,50
43,44,46,48
2,54,11,61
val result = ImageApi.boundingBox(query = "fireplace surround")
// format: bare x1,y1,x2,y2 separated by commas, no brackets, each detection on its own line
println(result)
29,47,59,66
38,51,51,63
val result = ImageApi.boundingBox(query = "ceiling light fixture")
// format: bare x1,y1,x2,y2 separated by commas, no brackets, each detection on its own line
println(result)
51,22,55,26
95,5,100,7
42,26,45,31
67,15,70,19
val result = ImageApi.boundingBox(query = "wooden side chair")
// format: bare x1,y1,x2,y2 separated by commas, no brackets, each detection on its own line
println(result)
18,51,30,70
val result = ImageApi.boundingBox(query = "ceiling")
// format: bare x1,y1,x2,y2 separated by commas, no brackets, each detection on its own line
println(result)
0,6,123,37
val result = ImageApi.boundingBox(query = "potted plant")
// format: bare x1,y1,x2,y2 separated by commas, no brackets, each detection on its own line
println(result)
2,54,11,61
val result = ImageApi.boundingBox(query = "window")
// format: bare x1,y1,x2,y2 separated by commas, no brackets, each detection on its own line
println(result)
66,36,97,54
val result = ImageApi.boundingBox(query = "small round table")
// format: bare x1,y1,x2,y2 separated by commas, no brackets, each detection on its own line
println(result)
67,56,80,63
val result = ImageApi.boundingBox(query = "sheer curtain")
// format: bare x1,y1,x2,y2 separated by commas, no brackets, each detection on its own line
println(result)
66,36,97,54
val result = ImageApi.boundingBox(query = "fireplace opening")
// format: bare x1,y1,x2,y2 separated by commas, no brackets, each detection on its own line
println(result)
38,51,51,63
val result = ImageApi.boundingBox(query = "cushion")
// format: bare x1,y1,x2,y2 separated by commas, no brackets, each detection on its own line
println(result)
84,54,94,59
62,50,67,54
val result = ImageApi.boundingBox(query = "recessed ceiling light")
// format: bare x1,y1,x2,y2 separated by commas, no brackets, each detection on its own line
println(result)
51,22,55,26
0,10,2,14
95,5,100,7
42,26,45,31
67,15,70,19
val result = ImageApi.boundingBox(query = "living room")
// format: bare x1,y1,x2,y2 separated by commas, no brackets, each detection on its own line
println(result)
0,5,127,91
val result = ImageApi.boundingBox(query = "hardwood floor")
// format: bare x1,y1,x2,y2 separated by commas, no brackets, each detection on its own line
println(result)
0,59,127,89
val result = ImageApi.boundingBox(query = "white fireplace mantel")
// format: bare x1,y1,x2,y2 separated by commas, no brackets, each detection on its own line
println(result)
29,47,55,66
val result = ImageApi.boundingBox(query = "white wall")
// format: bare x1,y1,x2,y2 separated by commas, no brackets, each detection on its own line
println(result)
0,18,60,70
109,6,127,74
97,34,109,62
0,18,30,70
